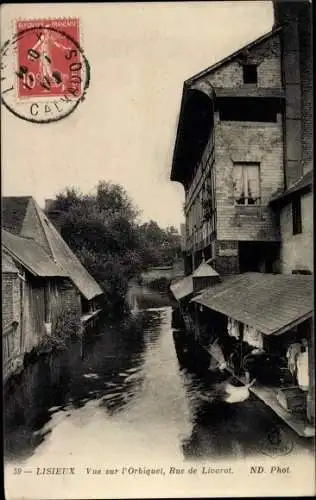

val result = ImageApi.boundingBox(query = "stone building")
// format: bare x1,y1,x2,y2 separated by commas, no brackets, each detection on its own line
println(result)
170,1,313,435
171,0,312,277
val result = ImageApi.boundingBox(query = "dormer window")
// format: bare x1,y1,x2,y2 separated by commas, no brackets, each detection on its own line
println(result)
243,64,258,84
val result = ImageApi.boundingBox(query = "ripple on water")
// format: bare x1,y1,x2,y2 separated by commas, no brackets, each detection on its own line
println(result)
4,304,312,469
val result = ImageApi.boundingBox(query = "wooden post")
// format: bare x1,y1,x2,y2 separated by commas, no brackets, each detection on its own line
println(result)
307,319,314,423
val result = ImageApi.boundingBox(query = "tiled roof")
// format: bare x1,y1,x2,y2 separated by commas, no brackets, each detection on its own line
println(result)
2,196,103,299
39,211,104,300
192,272,313,336
170,263,220,300
270,170,313,205
2,196,31,235
2,230,67,277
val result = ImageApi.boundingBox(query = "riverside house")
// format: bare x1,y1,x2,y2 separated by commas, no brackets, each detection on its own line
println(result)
170,1,313,437
2,196,104,383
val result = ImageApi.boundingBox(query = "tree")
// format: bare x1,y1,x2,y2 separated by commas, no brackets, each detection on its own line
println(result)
49,181,182,313
51,181,143,314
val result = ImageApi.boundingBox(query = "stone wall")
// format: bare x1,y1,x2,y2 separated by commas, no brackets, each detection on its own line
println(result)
204,33,282,89
279,191,313,274
215,114,283,242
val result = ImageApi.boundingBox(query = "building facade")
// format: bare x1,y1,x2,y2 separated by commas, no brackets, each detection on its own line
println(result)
2,196,104,382
271,170,313,274
171,1,312,278
170,1,313,434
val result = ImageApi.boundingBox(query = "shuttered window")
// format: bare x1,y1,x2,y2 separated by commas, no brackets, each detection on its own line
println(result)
233,162,260,205
292,197,302,235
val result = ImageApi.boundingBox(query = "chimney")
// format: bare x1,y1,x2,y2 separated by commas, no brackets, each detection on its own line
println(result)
44,198,63,232
45,198,55,212
273,0,306,188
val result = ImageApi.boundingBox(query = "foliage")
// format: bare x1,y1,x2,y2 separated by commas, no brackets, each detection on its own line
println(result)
138,220,182,268
49,181,182,314
52,309,83,340
35,334,67,355
34,309,83,355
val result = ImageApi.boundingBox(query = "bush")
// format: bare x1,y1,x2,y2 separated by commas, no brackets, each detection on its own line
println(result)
52,309,83,340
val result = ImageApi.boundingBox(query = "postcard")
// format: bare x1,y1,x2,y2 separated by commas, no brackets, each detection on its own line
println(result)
1,1,314,499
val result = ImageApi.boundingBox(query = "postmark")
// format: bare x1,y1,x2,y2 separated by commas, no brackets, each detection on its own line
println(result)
258,424,294,457
1,18,90,123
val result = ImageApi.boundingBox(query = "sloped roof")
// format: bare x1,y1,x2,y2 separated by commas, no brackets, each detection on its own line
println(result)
270,170,313,206
170,276,193,301
192,273,313,336
186,27,282,86
32,199,103,300
193,261,219,278
2,196,31,235
2,196,103,300
2,252,19,274
170,263,219,300
2,230,67,277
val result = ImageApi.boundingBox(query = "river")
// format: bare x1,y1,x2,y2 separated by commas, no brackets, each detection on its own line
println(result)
4,291,315,498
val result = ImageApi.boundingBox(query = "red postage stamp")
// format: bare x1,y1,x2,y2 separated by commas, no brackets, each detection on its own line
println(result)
15,18,82,99
1,17,89,122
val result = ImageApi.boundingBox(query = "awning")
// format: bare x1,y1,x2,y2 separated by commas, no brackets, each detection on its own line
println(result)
170,263,220,301
193,261,219,278
192,272,313,336
170,276,193,301
270,170,313,206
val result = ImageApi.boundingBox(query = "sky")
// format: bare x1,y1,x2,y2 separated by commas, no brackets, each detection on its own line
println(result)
1,2,274,229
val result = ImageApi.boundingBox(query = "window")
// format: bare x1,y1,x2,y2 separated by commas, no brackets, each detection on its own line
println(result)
292,197,302,235
233,163,260,205
243,64,258,84
218,98,278,123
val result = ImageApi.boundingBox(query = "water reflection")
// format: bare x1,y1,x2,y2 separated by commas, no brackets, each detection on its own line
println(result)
4,301,314,469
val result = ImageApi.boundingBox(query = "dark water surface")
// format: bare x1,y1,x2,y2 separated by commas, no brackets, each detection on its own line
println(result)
4,301,314,467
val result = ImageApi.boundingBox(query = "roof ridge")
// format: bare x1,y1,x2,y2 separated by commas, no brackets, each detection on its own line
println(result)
35,207,103,299
186,26,282,86
31,198,59,263
2,195,32,200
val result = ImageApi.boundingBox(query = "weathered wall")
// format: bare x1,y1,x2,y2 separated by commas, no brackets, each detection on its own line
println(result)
279,192,313,274
274,1,312,184
2,269,82,382
204,33,281,89
24,279,46,352
2,273,15,328
185,129,216,256
183,31,284,272
22,278,81,352
55,278,81,317
298,4,313,172
2,273,23,379
215,240,239,275
215,114,283,241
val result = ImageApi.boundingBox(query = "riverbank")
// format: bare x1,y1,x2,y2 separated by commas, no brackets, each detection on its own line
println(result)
4,301,315,500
